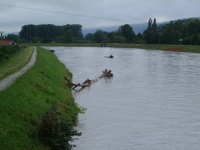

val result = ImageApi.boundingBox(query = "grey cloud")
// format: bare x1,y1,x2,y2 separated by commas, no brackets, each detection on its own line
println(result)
0,0,200,33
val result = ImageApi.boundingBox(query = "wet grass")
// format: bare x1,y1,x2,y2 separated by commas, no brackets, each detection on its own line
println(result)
0,47,34,80
0,47,79,150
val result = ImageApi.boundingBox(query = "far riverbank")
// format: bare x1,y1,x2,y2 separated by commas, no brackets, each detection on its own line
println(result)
25,43,200,53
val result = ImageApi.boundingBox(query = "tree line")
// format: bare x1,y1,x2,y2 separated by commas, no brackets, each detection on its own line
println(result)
4,18,200,45
19,24,83,43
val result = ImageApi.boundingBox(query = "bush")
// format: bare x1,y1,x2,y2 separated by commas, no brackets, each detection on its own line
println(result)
39,105,82,150
0,45,20,62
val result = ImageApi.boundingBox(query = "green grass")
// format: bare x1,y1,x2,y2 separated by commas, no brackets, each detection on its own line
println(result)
0,47,34,80
0,47,79,150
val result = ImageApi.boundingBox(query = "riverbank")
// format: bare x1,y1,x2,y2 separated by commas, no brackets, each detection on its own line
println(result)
0,47,81,149
0,46,34,80
25,43,200,53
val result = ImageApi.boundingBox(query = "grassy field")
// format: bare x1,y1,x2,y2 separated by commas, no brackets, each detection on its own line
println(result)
0,47,80,150
25,43,200,53
0,47,34,80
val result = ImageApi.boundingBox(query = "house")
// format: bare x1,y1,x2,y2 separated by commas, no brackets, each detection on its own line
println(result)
0,40,16,45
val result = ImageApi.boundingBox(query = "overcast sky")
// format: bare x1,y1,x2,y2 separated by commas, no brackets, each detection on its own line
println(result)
0,0,200,33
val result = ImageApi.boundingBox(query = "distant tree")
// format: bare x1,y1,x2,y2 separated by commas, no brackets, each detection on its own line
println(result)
19,24,83,43
135,33,146,44
113,36,126,43
5,34,19,43
85,33,94,42
19,24,38,41
143,18,159,44
152,18,157,29
159,20,183,44
148,18,152,29
56,36,66,43
108,32,118,43
65,30,74,43
32,37,41,43
62,24,83,41
182,18,200,45
117,24,136,43
94,30,108,43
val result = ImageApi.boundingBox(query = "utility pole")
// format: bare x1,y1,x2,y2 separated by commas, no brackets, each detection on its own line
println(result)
0,31,4,40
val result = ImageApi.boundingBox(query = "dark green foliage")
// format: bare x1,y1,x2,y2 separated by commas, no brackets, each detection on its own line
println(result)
19,24,83,43
94,30,109,43
85,33,94,42
158,18,200,45
113,36,126,43
143,18,159,44
14,17,200,45
159,20,183,44
107,32,117,43
56,36,66,43
117,24,136,43
0,45,20,62
39,105,81,150
135,33,146,44
32,37,41,43
5,34,20,43
65,30,74,43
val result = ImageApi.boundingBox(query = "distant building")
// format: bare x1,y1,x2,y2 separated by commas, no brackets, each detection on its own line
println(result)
0,40,16,45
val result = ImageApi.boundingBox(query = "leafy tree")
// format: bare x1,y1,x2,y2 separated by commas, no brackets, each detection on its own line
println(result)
32,37,41,43
107,32,118,43
159,20,183,44
5,34,19,43
19,24,38,41
117,24,136,43
148,18,152,29
19,24,83,43
135,33,146,44
113,36,126,43
39,106,81,150
94,30,108,43
56,36,66,43
62,24,83,41
85,33,94,42
143,18,159,44
65,30,74,43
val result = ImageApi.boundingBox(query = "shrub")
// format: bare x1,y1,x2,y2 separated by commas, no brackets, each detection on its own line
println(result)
0,45,20,62
39,105,82,150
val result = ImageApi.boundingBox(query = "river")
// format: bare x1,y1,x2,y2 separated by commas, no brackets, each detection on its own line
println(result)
45,46,200,150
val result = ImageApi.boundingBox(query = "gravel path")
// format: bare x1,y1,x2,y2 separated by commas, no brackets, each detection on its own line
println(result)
0,47,37,91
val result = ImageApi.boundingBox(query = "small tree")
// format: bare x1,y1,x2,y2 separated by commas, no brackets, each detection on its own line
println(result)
39,106,81,150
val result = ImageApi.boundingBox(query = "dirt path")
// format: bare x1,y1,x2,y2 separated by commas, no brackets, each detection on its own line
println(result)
0,47,37,91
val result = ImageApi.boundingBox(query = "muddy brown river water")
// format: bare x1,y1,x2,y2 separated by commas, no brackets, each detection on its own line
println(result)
45,47,200,150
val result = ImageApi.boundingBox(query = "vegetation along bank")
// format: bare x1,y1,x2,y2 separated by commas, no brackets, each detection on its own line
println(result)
0,46,34,80
0,47,83,150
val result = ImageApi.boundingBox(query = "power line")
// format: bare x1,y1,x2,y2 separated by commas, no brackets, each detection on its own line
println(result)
0,2,133,22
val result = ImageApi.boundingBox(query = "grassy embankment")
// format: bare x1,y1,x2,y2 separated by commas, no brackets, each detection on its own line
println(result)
26,43,200,53
0,47,81,149
0,46,34,80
